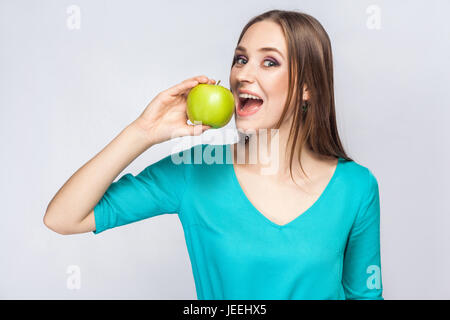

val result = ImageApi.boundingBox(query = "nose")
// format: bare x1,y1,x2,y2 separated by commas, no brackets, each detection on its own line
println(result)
235,62,257,85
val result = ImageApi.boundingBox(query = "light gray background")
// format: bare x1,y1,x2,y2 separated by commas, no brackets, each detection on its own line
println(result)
1,0,449,299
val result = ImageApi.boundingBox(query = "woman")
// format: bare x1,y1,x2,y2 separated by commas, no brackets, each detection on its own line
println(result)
44,9,383,300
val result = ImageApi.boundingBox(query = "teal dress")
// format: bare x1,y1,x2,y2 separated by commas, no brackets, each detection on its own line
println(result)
93,143,383,300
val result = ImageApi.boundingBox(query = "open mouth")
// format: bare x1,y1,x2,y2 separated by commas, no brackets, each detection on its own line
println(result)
237,96,264,116
238,97,264,110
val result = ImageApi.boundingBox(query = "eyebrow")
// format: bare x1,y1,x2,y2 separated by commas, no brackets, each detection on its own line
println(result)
235,45,284,59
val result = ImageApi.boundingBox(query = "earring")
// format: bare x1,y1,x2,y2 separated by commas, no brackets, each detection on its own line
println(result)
302,101,309,112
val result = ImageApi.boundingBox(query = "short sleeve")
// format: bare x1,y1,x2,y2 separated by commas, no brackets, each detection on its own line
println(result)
92,149,189,235
342,168,383,300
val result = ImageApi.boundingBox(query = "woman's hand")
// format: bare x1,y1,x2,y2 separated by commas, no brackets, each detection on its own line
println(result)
132,75,216,145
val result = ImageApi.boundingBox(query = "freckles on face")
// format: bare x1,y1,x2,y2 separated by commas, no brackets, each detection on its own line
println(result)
229,20,290,129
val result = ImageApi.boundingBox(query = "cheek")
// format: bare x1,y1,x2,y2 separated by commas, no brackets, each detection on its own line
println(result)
262,74,290,122
264,68,288,95
265,78,289,110
229,69,237,89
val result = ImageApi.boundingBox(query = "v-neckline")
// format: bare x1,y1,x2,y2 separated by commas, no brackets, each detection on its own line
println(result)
226,144,342,230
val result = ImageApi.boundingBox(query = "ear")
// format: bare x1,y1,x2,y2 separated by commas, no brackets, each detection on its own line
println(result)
302,84,309,101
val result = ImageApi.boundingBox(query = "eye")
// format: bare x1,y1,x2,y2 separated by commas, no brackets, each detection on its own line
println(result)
233,55,279,67
234,55,246,65
263,58,278,67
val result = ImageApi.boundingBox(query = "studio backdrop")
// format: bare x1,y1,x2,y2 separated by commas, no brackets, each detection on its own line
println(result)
0,0,449,299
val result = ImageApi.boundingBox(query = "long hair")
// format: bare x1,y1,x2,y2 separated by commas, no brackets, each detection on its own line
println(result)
231,9,353,183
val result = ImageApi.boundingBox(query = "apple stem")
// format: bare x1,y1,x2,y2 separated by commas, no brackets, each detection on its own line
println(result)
216,80,221,86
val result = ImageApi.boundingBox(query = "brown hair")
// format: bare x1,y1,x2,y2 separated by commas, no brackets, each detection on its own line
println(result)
231,9,353,183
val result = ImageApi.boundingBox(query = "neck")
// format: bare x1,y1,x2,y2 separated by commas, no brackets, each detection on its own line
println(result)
233,120,323,182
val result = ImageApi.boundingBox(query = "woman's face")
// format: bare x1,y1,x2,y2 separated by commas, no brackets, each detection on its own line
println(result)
230,20,296,133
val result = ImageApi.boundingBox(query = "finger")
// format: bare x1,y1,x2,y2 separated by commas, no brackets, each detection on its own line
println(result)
192,75,209,83
166,75,213,97
167,79,199,97
191,75,216,85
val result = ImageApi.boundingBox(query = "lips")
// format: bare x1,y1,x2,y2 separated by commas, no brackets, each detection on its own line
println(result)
234,88,264,117
237,90,264,108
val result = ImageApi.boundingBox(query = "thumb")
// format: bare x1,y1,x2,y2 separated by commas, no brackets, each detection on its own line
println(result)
190,124,211,136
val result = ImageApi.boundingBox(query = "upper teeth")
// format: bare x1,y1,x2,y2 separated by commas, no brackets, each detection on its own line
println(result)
239,93,262,100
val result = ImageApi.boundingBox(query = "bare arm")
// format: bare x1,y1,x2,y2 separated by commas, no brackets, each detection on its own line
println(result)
43,75,215,235
43,121,155,235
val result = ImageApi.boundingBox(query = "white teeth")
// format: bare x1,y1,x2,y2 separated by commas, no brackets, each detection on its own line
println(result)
238,93,262,100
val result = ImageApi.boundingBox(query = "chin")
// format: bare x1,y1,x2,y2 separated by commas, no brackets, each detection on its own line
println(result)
237,120,278,132
236,123,260,135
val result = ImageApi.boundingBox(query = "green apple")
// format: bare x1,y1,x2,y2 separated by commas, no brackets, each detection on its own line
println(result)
186,80,235,129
